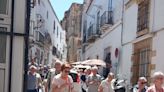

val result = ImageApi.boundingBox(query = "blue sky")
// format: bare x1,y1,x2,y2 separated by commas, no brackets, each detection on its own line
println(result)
50,0,84,21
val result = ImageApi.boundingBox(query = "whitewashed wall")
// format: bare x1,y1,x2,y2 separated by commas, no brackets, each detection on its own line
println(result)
152,30,164,73
149,0,164,32
84,23,122,74
151,0,164,75
34,0,66,64
83,0,124,75
120,2,138,84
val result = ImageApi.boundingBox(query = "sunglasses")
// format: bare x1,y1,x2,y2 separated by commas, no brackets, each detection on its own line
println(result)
157,77,164,80
141,82,147,84
64,70,70,73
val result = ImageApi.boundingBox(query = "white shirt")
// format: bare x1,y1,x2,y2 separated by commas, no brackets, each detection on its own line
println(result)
100,79,114,92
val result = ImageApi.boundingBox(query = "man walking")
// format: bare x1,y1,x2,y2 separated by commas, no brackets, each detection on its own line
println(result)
45,61,62,92
27,65,42,92
87,66,102,92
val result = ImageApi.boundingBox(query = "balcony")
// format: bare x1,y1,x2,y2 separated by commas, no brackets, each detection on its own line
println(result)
44,31,52,45
82,34,89,46
100,11,113,31
35,31,45,45
87,24,100,43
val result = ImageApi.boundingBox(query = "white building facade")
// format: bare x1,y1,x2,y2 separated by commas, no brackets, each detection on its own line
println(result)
121,0,164,86
29,0,67,66
81,0,123,76
81,0,164,87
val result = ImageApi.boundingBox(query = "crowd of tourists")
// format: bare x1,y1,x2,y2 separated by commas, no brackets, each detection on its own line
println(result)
27,59,164,92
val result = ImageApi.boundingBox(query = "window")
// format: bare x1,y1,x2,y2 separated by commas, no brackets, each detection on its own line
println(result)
47,11,48,19
137,0,149,32
53,21,55,33
96,55,99,59
104,47,111,62
0,27,7,63
38,0,40,5
139,48,149,77
132,38,152,85
96,11,100,34
57,26,58,37
52,46,57,55
0,0,8,14
83,20,87,43
60,32,62,42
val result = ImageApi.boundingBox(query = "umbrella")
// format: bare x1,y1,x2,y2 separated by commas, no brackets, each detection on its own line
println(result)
74,64,91,69
71,61,82,65
82,59,106,66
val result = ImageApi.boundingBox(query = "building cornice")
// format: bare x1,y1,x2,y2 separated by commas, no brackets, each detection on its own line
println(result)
132,33,154,43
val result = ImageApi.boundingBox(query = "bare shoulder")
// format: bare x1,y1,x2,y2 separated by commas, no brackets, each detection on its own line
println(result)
146,86,155,92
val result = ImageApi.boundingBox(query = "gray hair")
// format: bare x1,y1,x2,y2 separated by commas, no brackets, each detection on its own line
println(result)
152,71,164,82
138,77,147,82
92,66,98,71
108,72,115,78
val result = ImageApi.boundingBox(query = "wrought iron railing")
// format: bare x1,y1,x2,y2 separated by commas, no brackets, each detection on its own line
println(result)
87,24,94,38
100,11,113,27
83,34,87,43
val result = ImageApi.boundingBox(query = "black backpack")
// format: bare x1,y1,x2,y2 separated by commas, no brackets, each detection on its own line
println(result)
80,75,86,82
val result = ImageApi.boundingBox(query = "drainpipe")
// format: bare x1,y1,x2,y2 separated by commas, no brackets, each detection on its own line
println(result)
117,0,125,75
23,0,31,92
8,0,15,92
121,0,125,46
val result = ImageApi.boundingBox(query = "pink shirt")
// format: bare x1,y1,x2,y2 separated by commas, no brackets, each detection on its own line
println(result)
146,85,164,92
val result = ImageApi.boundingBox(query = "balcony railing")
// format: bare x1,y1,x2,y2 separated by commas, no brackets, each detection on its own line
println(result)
88,24,94,38
82,34,89,46
35,31,45,44
100,11,113,28
83,34,87,43
87,24,100,43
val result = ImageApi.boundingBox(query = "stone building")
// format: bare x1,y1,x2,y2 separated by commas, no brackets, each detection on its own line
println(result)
81,0,164,87
61,3,83,63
